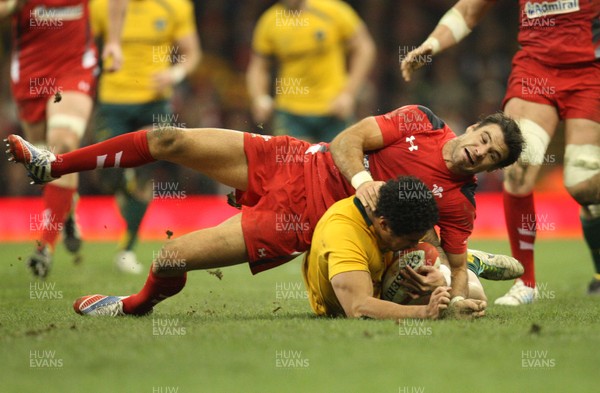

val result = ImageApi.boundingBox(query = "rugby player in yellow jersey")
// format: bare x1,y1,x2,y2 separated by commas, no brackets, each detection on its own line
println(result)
90,0,201,273
247,0,376,142
302,176,473,319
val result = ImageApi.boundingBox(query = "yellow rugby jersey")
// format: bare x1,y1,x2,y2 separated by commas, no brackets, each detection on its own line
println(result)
302,196,395,317
252,0,361,115
90,0,196,103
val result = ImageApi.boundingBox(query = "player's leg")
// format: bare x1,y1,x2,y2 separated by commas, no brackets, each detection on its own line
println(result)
563,118,600,294
497,97,559,305
113,101,180,273
18,92,92,277
7,126,250,191
74,213,249,316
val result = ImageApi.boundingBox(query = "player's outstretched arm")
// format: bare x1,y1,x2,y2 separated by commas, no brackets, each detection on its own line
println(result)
103,0,128,72
330,117,385,210
400,0,494,82
331,270,451,320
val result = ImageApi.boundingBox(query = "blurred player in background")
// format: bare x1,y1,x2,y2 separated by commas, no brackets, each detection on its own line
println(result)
401,0,600,302
247,0,375,142
0,0,126,277
90,0,201,274
7,104,523,316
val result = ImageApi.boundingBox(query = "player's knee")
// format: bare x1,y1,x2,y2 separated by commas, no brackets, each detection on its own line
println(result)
503,163,534,194
564,144,600,206
148,126,183,157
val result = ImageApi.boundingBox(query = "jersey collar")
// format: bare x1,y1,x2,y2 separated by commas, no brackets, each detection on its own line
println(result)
353,197,373,227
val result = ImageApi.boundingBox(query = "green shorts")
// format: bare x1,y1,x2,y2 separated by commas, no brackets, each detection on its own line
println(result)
95,100,172,141
94,100,172,193
272,110,352,143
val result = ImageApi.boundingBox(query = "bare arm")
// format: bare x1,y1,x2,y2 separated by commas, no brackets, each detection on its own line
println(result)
330,25,376,119
330,117,386,210
246,53,274,124
401,0,494,82
153,32,202,92
331,270,450,320
103,0,128,72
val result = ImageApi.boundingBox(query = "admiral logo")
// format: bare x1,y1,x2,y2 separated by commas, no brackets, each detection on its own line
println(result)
524,0,579,19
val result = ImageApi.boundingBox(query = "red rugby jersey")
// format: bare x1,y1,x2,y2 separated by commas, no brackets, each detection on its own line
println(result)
10,0,96,97
305,105,476,255
516,0,599,66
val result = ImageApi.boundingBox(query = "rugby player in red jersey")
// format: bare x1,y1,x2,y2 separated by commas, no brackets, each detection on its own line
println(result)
0,0,126,277
6,105,524,316
401,0,600,303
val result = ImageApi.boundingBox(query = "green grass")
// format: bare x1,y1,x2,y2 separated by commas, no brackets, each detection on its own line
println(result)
1,240,598,393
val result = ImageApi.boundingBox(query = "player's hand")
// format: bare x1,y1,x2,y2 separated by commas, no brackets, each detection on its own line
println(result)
399,265,446,296
445,298,487,320
355,180,385,211
424,286,451,319
329,92,355,120
152,70,176,93
400,44,433,82
102,41,123,72
251,95,274,124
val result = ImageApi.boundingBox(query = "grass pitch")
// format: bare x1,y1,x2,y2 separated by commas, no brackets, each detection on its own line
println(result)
0,239,598,393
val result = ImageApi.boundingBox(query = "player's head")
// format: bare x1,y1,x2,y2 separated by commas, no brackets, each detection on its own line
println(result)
451,112,524,174
371,176,439,252
476,112,524,169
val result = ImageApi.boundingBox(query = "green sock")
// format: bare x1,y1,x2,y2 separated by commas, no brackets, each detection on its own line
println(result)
118,192,149,251
581,215,600,276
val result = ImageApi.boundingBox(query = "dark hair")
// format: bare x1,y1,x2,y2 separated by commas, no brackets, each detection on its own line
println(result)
373,176,439,236
476,112,524,169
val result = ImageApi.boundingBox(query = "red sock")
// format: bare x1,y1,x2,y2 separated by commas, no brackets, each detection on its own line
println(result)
51,130,154,177
40,184,76,249
503,191,536,287
122,268,187,315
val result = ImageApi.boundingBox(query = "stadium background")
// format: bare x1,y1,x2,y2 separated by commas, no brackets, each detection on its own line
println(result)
0,0,574,240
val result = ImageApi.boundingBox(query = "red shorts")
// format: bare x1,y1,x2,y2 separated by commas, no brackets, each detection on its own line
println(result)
11,66,96,124
237,133,316,274
503,51,600,122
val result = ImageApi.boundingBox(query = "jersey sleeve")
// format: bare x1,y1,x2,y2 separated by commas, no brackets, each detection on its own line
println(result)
89,0,106,38
323,219,372,280
332,0,362,40
374,105,445,147
251,9,275,56
173,0,197,40
438,183,477,254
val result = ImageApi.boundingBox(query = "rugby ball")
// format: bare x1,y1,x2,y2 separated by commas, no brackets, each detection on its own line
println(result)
381,242,441,305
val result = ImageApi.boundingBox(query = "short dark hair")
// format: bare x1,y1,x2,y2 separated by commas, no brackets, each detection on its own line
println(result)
476,112,524,169
373,176,439,236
